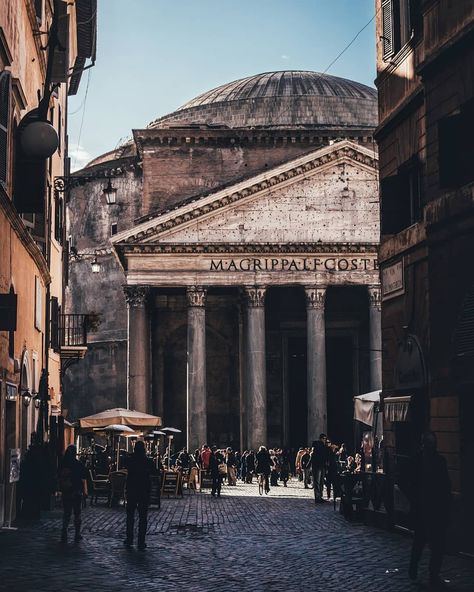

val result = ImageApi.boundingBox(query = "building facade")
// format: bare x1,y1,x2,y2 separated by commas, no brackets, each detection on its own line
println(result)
375,0,474,546
0,0,95,523
66,71,381,452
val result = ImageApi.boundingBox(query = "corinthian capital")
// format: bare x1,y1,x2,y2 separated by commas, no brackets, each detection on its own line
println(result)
245,287,266,308
368,285,382,310
186,286,207,307
305,286,327,310
123,286,149,308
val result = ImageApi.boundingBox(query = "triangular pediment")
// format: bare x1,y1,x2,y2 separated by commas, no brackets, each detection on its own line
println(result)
112,140,378,249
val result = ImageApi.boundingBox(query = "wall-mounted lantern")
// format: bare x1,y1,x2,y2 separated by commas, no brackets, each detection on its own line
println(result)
102,178,117,205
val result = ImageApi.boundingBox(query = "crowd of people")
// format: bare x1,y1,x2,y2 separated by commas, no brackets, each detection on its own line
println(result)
57,430,452,589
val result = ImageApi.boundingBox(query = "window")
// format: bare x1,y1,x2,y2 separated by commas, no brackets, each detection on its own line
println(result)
438,99,474,189
111,223,118,236
382,0,422,61
35,277,42,331
54,190,63,244
381,158,422,235
8,286,15,358
50,296,60,352
0,70,11,187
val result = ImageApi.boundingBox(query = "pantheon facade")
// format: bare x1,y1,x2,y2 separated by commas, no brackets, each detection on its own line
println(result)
65,71,380,452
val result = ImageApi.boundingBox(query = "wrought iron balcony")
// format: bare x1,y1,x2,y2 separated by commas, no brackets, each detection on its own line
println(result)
53,314,89,359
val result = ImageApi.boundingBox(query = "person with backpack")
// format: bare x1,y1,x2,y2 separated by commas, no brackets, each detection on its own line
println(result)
58,445,88,543
124,440,158,550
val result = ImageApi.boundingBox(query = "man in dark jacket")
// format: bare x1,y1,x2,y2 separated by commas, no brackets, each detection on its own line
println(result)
58,445,88,543
408,432,452,589
124,440,158,550
300,448,311,488
310,434,328,504
255,446,272,494
246,450,256,483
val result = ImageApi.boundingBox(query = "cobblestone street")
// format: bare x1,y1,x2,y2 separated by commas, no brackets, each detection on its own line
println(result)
1,480,473,592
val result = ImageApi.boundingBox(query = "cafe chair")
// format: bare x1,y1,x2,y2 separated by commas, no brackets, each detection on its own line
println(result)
88,469,110,506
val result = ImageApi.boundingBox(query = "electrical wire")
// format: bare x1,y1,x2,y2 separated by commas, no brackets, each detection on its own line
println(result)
265,5,382,127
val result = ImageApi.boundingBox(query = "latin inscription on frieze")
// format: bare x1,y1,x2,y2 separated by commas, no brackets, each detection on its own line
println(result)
209,256,378,272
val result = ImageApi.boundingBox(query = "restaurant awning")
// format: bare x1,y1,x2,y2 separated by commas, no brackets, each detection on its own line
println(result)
383,395,411,422
353,390,381,427
79,408,162,429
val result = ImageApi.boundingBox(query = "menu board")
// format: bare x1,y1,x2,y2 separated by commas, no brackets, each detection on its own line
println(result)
161,471,180,496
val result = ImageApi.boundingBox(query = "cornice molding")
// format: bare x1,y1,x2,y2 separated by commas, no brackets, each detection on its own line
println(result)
132,127,376,160
0,186,51,285
113,141,378,246
121,242,379,255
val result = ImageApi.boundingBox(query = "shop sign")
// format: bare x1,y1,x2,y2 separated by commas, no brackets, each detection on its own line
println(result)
382,260,404,300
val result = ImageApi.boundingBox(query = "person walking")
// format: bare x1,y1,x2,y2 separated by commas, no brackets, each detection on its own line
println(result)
124,440,158,550
280,449,291,487
311,434,328,504
325,441,338,499
209,446,225,497
408,432,452,589
301,448,311,489
226,447,237,485
246,449,256,483
58,445,88,543
255,445,272,494
295,447,305,481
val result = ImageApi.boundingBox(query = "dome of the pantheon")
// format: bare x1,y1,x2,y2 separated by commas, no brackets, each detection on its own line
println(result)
86,71,377,167
149,70,378,130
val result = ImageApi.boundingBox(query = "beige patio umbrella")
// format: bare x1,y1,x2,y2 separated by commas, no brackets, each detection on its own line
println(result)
79,408,162,429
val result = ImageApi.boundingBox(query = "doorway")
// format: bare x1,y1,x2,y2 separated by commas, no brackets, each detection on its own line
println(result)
287,335,307,448
326,335,355,448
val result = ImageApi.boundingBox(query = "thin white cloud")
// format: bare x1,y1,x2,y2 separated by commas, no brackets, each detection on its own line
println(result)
69,144,92,171
281,54,290,60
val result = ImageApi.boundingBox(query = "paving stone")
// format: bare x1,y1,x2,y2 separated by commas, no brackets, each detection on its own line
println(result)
0,480,473,591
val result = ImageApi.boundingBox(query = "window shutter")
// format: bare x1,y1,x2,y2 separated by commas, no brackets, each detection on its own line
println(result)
0,70,11,186
382,0,395,60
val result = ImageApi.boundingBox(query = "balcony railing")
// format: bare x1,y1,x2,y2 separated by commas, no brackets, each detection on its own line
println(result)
57,314,88,348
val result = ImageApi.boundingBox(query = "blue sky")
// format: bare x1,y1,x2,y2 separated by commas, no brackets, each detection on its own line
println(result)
69,0,376,169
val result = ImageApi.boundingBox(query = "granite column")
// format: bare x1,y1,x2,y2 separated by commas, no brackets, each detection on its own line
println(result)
305,286,327,442
245,287,267,451
186,286,207,452
124,286,151,413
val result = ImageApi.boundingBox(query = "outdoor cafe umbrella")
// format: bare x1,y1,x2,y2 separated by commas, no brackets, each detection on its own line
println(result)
79,408,162,429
